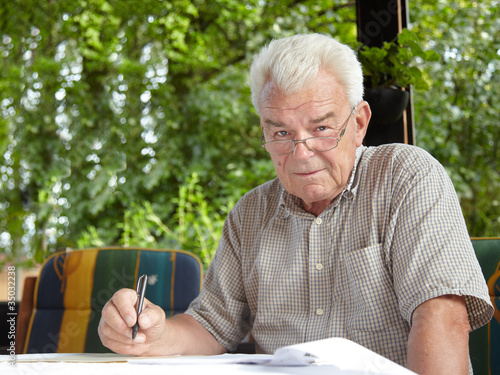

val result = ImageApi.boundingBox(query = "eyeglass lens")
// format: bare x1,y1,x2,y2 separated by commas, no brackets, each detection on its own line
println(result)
264,137,339,154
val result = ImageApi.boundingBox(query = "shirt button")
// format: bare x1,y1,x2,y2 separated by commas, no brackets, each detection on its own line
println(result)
315,263,323,270
316,308,324,316
315,218,323,225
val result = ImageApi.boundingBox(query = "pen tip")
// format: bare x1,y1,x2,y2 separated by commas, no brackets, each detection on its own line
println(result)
132,324,139,341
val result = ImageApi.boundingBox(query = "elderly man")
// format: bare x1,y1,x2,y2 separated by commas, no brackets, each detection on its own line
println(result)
99,34,493,374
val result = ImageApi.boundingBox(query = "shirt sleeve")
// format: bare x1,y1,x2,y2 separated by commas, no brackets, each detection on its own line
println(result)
185,198,252,351
385,147,493,329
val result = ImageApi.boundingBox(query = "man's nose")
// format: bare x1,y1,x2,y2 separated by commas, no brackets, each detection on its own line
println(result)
292,139,316,159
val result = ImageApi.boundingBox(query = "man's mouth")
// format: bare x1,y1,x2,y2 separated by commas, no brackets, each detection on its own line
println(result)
294,169,322,177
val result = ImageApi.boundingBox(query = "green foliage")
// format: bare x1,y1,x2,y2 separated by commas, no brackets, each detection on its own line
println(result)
357,28,440,90
1,0,498,270
410,0,500,236
77,173,228,269
0,0,358,266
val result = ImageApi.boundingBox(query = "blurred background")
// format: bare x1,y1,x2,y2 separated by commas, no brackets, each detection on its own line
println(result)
0,0,499,275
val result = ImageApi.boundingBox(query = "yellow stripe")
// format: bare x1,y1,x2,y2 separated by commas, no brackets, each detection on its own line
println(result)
134,250,141,286
23,307,37,353
58,249,99,353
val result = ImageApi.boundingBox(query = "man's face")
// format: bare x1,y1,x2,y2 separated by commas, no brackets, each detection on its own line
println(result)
259,69,370,215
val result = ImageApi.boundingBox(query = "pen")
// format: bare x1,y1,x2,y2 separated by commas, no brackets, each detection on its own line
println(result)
132,274,148,340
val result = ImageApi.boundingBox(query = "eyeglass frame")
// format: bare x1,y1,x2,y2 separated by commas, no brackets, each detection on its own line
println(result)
260,106,356,155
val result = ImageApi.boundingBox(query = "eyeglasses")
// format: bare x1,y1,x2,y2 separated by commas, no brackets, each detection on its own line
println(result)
261,107,355,155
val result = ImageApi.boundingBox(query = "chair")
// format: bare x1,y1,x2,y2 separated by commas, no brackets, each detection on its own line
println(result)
469,237,500,375
19,247,203,353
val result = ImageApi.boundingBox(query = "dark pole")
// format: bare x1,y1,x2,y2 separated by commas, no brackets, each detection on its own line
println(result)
356,0,415,146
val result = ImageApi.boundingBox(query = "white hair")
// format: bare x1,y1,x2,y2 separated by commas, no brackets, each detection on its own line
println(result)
250,34,363,114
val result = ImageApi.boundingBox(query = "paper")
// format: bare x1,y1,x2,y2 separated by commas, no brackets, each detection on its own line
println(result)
2,338,415,374
129,337,415,374
271,338,415,374
129,353,274,366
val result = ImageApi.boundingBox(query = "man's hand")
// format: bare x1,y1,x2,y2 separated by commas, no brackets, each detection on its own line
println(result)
98,288,168,355
98,288,226,356
407,294,471,375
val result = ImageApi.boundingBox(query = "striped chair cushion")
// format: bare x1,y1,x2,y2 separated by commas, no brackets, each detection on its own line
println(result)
24,247,203,353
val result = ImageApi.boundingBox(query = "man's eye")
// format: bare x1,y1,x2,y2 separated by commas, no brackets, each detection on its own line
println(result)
316,126,336,135
276,130,288,137
316,126,334,134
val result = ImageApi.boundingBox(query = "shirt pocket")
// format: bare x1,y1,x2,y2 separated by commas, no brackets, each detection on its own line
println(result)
344,243,401,333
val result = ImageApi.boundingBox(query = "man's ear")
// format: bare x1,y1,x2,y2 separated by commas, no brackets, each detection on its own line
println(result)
354,101,371,147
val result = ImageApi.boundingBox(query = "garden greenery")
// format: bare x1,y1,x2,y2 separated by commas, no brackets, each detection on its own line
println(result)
1,0,498,269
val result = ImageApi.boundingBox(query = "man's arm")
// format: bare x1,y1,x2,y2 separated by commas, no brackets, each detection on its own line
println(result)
407,294,471,375
98,288,226,356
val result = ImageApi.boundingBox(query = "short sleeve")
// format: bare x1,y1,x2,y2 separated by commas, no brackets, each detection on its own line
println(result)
385,148,493,329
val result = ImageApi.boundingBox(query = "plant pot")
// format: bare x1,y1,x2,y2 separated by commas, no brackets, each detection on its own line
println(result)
363,87,410,128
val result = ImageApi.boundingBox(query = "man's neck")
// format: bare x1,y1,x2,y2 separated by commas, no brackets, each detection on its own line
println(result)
301,198,335,217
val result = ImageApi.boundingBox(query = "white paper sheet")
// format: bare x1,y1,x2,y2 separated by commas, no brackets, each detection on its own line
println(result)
129,337,415,374
1,338,416,375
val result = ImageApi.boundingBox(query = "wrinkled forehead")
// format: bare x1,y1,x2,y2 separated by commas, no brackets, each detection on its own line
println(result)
261,98,340,119
260,100,349,131
258,69,349,117
259,88,348,126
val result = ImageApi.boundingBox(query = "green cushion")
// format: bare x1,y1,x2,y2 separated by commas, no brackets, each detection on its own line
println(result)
25,247,203,353
470,238,500,375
